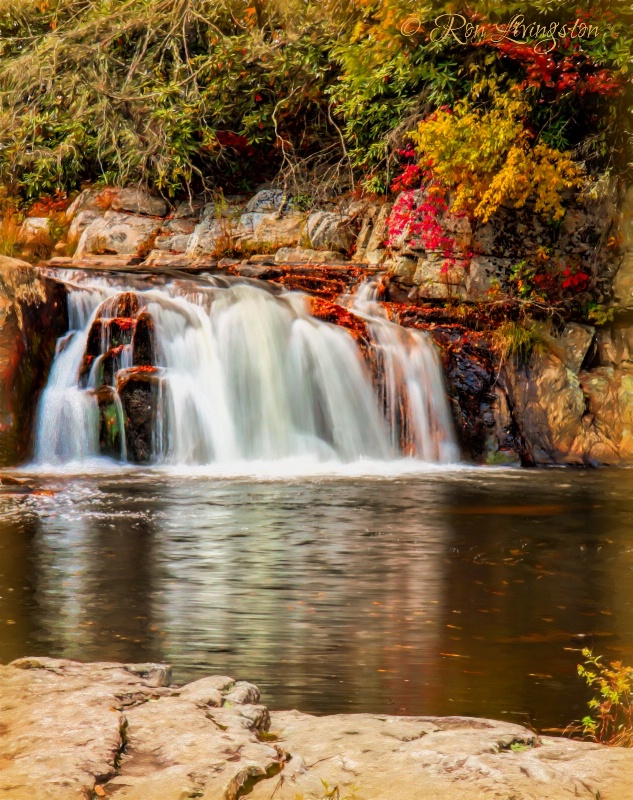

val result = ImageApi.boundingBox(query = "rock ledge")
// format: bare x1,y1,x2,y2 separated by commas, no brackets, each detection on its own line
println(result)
1,658,633,799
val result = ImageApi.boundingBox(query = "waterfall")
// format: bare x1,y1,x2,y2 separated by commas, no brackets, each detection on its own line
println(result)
33,273,458,470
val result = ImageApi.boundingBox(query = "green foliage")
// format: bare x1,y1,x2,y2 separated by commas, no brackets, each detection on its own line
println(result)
0,0,345,200
0,0,630,202
577,648,633,747
492,320,548,364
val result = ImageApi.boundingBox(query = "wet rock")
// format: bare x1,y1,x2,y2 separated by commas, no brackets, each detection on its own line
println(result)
0,256,68,465
85,318,105,357
74,211,162,258
118,367,162,463
111,188,168,217
106,317,136,349
92,385,125,459
101,345,128,386
433,332,497,461
96,292,144,320
306,211,354,253
306,296,371,353
133,311,156,367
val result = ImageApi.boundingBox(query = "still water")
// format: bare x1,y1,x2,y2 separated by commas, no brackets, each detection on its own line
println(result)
1,466,632,732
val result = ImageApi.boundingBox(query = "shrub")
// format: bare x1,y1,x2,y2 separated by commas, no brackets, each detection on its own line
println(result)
408,80,584,223
577,648,633,747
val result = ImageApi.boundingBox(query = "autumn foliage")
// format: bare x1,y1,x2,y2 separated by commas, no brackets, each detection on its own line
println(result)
408,80,584,223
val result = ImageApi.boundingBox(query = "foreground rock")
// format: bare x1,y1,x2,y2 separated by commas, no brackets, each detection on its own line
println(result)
1,658,633,800
0,256,67,465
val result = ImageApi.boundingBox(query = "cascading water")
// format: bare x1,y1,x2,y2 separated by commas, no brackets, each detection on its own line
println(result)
33,272,458,469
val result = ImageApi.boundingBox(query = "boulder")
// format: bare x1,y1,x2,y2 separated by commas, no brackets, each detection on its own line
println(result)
0,256,68,465
111,188,168,217
245,189,287,214
154,234,191,253
172,198,204,219
185,218,225,256
64,188,117,221
117,367,162,463
73,211,162,258
306,211,354,253
465,257,510,301
251,213,306,248
96,292,144,320
353,203,391,265
17,217,50,244
275,247,346,264
67,209,102,245
413,257,467,300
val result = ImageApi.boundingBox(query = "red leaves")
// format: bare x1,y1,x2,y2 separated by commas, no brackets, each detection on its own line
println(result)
478,34,623,97
561,266,589,291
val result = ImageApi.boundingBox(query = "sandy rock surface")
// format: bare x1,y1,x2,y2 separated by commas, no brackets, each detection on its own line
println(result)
2,658,633,799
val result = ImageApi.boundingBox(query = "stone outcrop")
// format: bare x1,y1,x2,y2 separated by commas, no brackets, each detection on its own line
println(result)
497,319,633,466
2,657,633,800
0,256,67,465
74,211,162,259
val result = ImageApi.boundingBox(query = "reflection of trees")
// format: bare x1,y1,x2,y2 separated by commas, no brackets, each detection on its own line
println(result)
28,479,163,664
152,478,453,714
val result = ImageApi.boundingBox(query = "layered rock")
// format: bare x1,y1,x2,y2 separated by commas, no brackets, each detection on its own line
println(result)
0,256,67,465
78,291,161,464
2,657,633,800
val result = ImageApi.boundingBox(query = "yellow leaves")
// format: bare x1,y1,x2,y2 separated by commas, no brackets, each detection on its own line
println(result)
410,82,584,223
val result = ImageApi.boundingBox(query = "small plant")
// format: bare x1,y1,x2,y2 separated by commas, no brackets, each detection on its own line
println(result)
577,648,633,747
492,320,548,365
585,303,615,327
0,208,22,258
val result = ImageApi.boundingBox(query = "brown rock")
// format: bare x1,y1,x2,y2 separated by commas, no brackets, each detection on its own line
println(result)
132,311,156,367
117,367,163,463
111,188,168,217
3,658,633,800
0,256,68,465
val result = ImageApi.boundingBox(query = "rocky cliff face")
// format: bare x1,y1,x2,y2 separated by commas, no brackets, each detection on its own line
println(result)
14,181,633,467
0,256,67,465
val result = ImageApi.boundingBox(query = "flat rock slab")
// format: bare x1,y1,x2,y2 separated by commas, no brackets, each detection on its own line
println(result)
2,659,633,800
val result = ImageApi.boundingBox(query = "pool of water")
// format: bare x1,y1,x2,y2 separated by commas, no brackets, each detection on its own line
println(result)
1,466,632,732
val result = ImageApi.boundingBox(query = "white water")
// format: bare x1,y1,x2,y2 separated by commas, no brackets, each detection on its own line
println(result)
33,273,458,470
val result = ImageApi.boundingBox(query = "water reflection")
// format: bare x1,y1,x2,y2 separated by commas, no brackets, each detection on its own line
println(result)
1,469,633,730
